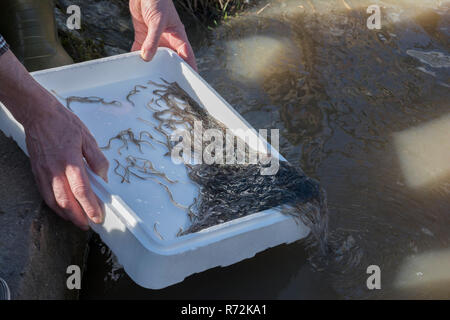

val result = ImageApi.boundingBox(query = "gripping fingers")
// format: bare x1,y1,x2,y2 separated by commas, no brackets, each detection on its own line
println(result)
37,173,68,222
172,28,197,71
65,159,104,224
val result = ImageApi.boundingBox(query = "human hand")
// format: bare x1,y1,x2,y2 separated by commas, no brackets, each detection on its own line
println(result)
23,91,109,230
129,0,198,70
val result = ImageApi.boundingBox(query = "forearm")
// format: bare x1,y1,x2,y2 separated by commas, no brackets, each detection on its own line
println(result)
0,50,57,128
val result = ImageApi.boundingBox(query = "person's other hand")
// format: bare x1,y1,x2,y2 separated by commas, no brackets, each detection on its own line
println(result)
24,91,109,230
130,0,197,70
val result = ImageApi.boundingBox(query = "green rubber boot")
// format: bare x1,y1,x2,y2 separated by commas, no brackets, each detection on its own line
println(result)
0,0,73,71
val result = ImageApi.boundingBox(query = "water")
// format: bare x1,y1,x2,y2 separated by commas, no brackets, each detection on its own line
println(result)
139,79,327,237
81,0,450,299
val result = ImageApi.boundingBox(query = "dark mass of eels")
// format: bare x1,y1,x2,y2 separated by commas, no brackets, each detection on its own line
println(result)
145,79,329,253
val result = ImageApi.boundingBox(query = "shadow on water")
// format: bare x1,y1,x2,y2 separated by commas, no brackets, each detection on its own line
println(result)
82,0,450,299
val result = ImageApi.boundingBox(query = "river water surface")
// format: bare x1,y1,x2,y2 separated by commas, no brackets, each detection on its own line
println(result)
82,0,450,299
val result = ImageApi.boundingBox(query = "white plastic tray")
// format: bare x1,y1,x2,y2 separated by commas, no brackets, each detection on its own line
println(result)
0,49,309,289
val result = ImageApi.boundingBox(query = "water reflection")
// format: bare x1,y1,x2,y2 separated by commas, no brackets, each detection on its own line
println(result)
82,0,450,299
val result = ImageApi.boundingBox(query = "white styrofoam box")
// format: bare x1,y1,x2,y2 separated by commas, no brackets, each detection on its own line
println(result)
0,49,309,289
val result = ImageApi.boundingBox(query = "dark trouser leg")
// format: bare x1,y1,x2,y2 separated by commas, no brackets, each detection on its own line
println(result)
0,0,73,71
